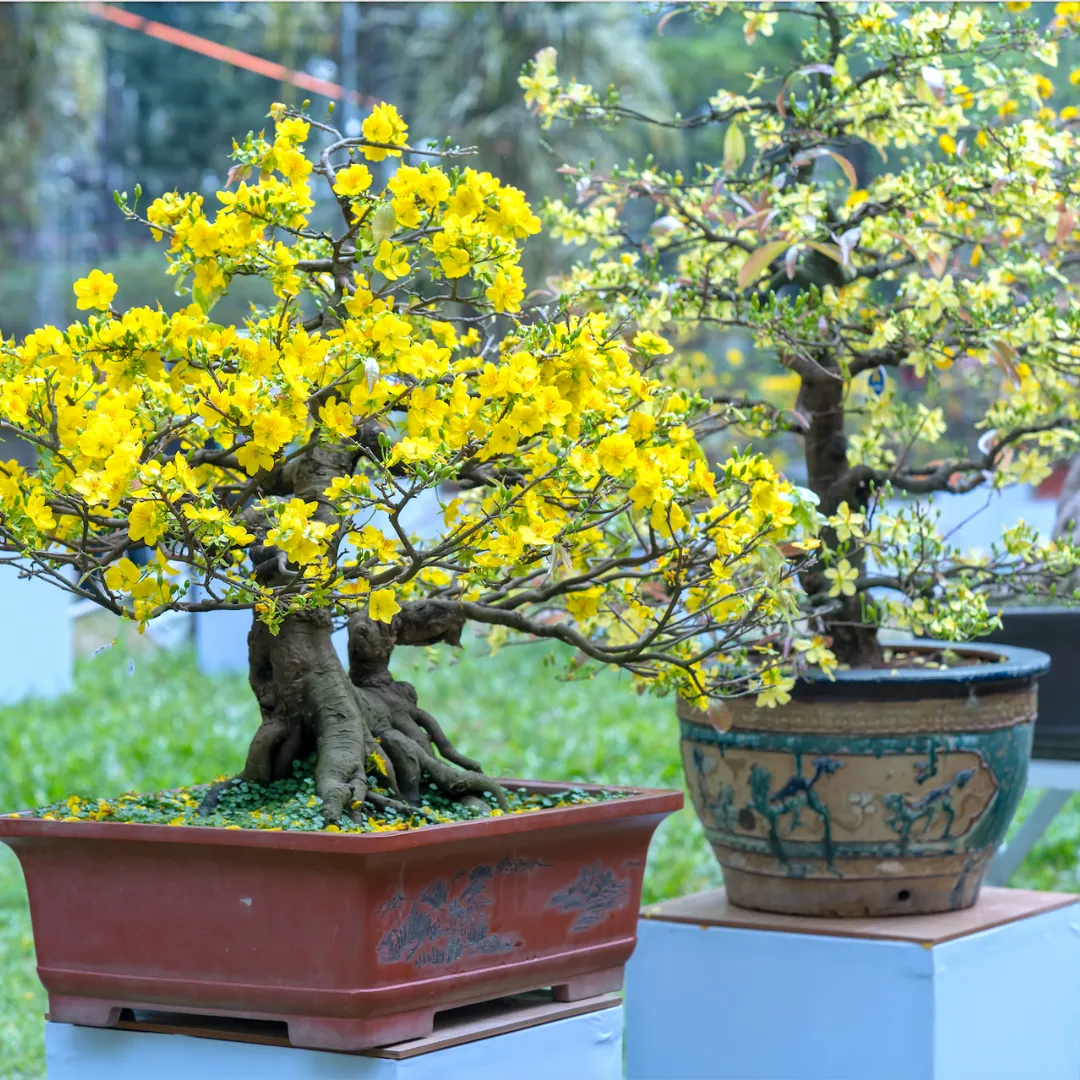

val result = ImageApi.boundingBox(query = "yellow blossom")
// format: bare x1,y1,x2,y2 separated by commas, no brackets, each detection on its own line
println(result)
73,270,117,311
368,587,402,623
332,163,374,198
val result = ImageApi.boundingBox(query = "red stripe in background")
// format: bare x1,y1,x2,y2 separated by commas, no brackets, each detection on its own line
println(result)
86,2,379,107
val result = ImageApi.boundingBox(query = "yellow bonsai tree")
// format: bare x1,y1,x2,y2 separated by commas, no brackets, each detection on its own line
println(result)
523,1,1080,667
0,101,818,823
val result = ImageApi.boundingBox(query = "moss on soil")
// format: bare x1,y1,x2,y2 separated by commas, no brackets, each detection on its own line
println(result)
26,754,624,834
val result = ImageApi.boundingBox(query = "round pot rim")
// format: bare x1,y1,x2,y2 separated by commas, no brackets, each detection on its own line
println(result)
800,639,1049,687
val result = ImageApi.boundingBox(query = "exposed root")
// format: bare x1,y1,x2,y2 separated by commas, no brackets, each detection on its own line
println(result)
358,790,413,817
206,603,508,824
348,606,509,810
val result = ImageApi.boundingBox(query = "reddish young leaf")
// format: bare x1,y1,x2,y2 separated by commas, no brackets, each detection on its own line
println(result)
737,240,788,289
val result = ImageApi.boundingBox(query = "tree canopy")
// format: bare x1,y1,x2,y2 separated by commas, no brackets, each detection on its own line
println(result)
0,98,819,728
524,0,1080,664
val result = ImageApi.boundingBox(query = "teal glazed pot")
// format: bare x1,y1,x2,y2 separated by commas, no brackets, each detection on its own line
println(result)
679,642,1049,917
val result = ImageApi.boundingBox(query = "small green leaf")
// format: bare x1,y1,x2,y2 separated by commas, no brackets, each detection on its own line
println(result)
723,122,746,173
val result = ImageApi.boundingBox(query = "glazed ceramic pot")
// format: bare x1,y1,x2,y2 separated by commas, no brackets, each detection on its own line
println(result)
679,642,1048,917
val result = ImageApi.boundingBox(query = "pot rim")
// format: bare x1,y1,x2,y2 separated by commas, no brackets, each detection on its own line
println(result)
799,639,1049,687
0,777,683,853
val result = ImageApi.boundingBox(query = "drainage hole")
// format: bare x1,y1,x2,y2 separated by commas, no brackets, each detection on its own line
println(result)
896,889,912,902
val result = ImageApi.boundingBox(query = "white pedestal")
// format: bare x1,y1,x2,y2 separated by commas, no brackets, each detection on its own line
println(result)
625,887,1080,1080
45,992,622,1079
0,567,72,704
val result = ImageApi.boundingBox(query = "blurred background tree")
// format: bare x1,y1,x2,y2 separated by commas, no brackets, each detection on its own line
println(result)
400,2,672,276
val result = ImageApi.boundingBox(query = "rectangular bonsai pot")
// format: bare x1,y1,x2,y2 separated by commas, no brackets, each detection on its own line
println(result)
0,779,681,1051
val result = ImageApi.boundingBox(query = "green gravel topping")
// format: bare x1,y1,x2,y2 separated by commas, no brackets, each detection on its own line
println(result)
25,755,627,833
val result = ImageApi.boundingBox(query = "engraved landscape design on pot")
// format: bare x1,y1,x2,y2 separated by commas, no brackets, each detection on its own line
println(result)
686,743,997,855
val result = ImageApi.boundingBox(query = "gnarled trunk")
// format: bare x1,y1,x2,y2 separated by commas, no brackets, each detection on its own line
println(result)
206,604,508,823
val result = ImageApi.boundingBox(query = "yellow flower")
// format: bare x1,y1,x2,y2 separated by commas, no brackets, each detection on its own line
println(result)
743,8,778,44
373,240,410,282
632,330,673,357
946,8,984,49
519,520,561,547
486,269,525,313
416,169,451,208
319,397,356,438
332,163,374,198
596,432,638,476
828,502,865,543
25,493,56,532
128,500,168,545
753,663,795,708
266,498,335,566
756,673,794,708
368,587,401,623
439,247,471,279
824,558,859,598
566,589,601,620
360,103,409,162
103,557,141,593
73,269,117,311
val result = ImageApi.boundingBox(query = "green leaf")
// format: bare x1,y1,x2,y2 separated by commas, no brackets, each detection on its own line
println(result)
723,122,746,173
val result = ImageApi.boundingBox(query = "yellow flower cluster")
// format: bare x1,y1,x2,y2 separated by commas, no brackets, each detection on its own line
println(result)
0,100,817,705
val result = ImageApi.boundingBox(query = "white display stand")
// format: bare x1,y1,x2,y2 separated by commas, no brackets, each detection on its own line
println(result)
45,991,622,1080
625,887,1080,1080
0,566,73,704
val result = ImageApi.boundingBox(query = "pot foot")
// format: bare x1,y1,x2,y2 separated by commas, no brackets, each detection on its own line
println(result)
47,995,122,1027
551,964,624,1001
287,1008,434,1051
722,864,986,918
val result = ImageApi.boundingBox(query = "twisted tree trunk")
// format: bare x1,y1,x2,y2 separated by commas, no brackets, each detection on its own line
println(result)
205,602,508,823
198,433,511,822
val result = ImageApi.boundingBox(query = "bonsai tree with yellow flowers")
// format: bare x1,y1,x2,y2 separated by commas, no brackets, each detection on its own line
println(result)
522,1,1080,669
0,101,820,824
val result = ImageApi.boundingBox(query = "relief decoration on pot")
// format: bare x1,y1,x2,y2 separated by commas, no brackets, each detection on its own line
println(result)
376,856,549,968
376,855,632,968
685,738,998,869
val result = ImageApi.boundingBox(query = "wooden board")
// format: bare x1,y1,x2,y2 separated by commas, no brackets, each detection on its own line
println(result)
641,886,1079,946
110,989,622,1060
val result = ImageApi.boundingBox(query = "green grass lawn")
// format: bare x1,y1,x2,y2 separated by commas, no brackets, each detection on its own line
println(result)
0,639,1075,1078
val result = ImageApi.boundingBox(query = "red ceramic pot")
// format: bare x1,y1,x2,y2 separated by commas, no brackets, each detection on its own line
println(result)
0,779,680,1050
